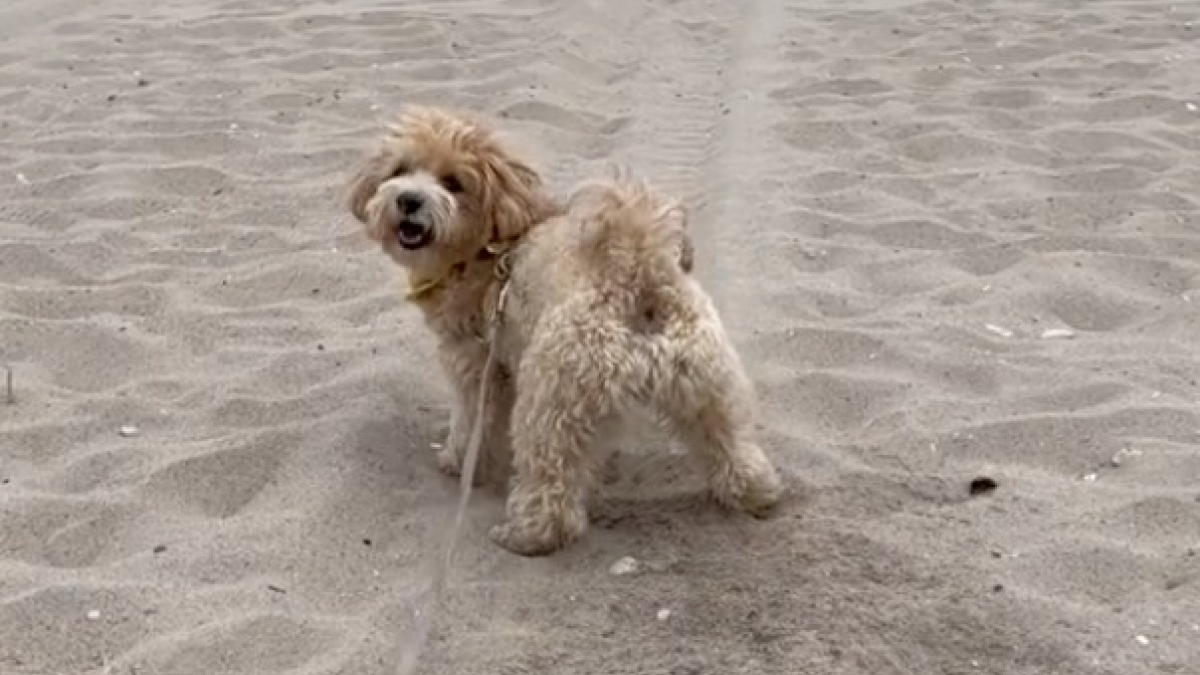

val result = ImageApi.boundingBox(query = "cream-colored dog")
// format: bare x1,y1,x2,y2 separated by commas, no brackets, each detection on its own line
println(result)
345,106,782,555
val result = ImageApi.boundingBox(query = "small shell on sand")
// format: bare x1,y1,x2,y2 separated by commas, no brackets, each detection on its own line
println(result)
609,556,639,576
1040,328,1076,339
1110,447,1143,467
984,323,1014,338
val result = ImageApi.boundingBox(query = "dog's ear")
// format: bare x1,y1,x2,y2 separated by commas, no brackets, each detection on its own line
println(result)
479,151,546,243
344,148,390,225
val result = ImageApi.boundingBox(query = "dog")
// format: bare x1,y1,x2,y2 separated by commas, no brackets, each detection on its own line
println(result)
345,105,782,555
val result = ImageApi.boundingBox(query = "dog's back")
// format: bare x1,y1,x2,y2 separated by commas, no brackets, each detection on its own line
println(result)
567,172,693,289
497,171,699,369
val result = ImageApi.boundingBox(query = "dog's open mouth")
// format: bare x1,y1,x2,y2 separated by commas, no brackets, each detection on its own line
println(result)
396,220,433,250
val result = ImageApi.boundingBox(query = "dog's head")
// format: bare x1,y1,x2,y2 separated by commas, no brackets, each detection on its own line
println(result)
345,106,548,272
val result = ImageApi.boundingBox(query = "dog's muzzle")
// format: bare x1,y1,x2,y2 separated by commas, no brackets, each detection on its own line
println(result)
394,190,435,249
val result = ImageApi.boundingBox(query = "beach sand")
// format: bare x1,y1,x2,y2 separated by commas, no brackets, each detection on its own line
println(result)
1,0,1198,673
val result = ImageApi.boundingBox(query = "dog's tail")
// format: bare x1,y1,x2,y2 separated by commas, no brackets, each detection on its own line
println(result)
568,167,694,284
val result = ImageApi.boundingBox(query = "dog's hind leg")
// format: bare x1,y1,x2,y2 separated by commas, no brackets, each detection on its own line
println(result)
659,311,783,517
488,319,621,556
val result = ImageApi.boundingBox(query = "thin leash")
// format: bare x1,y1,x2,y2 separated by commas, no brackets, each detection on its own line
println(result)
440,252,511,569
396,253,511,675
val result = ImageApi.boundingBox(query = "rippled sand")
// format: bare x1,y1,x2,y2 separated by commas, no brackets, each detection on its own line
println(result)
1,1,1198,673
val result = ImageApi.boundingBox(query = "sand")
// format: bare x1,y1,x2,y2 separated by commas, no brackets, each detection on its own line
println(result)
1,0,1199,673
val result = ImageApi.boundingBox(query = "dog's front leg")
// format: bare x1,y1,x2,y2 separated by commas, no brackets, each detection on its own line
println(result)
439,397,474,478
435,341,488,482
435,340,515,487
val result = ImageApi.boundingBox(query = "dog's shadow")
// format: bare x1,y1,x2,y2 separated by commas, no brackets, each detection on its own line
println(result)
588,445,802,544
341,399,799,558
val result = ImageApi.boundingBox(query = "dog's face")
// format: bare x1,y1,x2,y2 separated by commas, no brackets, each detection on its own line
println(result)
345,106,545,271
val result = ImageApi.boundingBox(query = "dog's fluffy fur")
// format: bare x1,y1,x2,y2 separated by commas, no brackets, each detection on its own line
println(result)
345,106,781,555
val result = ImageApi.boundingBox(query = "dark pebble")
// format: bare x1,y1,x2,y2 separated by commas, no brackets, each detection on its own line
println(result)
969,476,998,496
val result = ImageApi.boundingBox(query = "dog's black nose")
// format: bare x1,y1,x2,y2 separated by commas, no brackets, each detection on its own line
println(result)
397,191,424,215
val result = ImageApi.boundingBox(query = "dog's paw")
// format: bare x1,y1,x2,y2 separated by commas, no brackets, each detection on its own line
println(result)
712,460,784,519
435,446,464,478
489,511,588,554
488,523,556,557
437,448,492,487
742,465,784,518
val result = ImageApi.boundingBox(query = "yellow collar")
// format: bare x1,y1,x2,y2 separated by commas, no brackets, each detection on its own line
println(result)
405,240,515,302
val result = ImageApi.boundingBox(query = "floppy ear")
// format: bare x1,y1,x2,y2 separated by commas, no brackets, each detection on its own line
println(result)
479,152,546,243
344,149,390,225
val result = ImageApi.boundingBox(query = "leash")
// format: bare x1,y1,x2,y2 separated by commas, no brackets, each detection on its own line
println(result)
397,252,512,674
440,253,511,568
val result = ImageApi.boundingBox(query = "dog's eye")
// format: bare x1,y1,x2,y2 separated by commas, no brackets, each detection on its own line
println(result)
440,174,463,193
389,163,410,178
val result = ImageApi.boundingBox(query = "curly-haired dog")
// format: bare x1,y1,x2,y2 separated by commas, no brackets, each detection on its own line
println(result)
345,106,781,555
